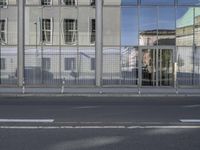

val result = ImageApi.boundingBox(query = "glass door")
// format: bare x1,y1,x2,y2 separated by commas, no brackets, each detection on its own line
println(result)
141,47,174,86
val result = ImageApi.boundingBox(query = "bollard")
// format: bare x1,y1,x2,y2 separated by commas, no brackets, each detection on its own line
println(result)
61,79,65,94
22,80,25,94
138,87,141,95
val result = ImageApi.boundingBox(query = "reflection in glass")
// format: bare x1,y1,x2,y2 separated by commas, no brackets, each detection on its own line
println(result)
103,47,121,85
177,47,194,85
141,0,174,5
141,48,173,86
121,0,137,5
178,0,200,5
158,7,175,45
121,7,138,46
176,7,194,46
142,49,156,86
121,47,138,85
140,7,157,46
195,8,200,46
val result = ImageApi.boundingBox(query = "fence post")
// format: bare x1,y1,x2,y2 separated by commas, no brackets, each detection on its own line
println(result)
18,0,25,87
95,0,103,87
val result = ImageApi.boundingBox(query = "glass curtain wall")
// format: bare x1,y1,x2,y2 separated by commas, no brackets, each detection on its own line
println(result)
0,0,18,85
15,0,200,87
176,6,200,87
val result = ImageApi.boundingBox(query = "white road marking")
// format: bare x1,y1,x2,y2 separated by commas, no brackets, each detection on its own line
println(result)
183,105,200,108
180,119,200,123
0,125,200,129
0,119,54,123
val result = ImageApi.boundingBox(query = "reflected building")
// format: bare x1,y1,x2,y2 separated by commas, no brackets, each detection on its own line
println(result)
1,0,200,88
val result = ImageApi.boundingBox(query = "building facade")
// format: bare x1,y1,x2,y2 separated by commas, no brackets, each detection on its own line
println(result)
1,0,200,88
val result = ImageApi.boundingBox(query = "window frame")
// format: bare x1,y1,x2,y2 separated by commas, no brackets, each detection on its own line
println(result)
62,0,77,6
89,18,95,45
90,57,96,71
40,18,53,45
41,0,52,6
0,18,7,45
0,0,8,8
0,58,6,70
64,57,76,71
90,0,95,6
42,57,51,70
63,19,78,45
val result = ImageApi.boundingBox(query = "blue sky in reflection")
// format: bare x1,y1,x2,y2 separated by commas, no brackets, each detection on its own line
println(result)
121,0,200,5
120,0,198,45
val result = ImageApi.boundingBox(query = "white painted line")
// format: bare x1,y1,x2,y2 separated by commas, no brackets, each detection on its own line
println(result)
0,119,54,123
0,125,200,129
180,119,200,123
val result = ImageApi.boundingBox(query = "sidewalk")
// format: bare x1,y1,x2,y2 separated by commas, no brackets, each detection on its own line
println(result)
0,87,199,96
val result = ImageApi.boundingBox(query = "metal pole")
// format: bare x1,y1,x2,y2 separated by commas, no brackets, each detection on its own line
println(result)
95,0,103,87
18,0,25,87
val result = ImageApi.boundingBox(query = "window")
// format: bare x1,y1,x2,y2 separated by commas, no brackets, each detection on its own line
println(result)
91,58,96,70
91,0,95,6
0,19,6,44
0,0,7,7
0,58,5,70
65,58,76,70
63,19,77,45
42,58,51,70
90,19,95,44
62,0,77,5
41,0,52,6
41,18,52,44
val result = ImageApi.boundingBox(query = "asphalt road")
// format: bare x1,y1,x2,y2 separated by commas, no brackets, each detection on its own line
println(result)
0,96,200,150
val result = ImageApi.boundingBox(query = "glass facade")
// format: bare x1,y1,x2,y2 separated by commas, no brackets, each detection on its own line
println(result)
1,0,200,88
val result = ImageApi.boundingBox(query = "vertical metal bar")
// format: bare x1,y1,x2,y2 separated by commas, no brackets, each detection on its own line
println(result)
41,6,44,84
119,4,122,85
59,3,62,84
156,48,158,86
18,0,25,87
174,5,177,89
0,8,1,85
192,7,195,86
138,5,142,88
95,0,103,87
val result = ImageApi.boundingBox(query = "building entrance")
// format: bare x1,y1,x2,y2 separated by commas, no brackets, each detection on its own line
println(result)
140,47,174,87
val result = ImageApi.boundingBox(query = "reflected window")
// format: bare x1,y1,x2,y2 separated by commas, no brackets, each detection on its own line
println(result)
0,19,6,44
158,7,175,45
0,0,7,7
91,0,95,6
62,0,77,5
121,7,138,46
0,58,5,70
40,18,52,44
121,0,137,5
63,19,77,45
176,7,194,46
178,0,200,5
91,58,96,70
42,58,51,70
140,7,157,46
90,19,95,44
195,8,200,46
141,0,174,5
65,58,76,70
41,0,52,6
